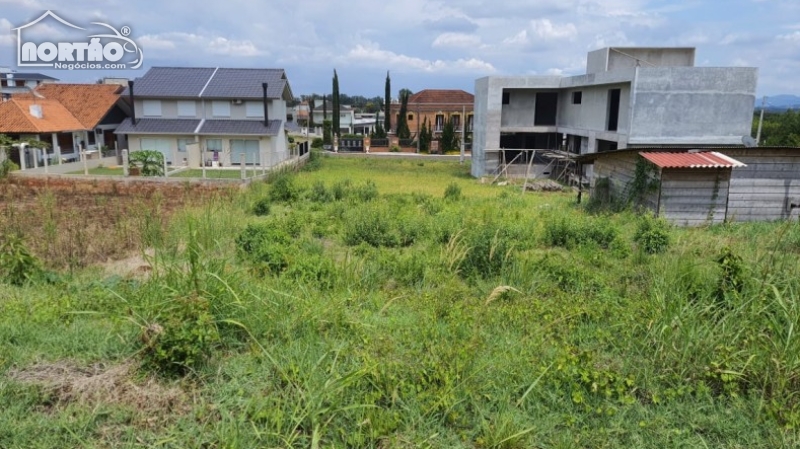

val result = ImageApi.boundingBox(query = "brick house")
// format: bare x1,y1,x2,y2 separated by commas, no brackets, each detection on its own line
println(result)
390,89,474,138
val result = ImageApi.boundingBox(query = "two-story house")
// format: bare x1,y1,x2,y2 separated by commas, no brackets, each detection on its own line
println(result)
471,47,758,177
115,67,293,167
390,89,474,138
0,67,58,99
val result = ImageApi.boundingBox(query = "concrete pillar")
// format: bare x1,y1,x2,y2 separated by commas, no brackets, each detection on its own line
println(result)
19,145,27,171
240,153,246,179
122,150,129,176
163,156,168,178
52,133,60,163
81,147,88,175
33,147,39,169
43,152,49,174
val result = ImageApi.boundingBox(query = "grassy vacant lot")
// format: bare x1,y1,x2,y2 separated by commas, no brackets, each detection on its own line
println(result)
1,153,799,448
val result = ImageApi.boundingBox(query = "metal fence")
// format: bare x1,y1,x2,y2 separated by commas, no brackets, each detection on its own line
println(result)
339,138,364,152
371,138,389,147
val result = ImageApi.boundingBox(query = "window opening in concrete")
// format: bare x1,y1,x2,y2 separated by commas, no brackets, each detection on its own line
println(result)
534,92,558,126
607,88,621,131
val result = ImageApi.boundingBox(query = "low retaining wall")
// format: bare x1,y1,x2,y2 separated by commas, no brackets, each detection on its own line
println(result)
326,152,470,161
20,156,119,175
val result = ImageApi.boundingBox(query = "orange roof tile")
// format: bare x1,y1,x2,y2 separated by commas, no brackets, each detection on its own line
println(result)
408,89,474,105
0,97,86,133
34,83,122,128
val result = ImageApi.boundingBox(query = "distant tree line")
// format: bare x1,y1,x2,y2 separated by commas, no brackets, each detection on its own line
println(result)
753,110,800,146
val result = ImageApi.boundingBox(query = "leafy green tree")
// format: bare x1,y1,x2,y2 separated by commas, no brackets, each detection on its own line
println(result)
440,115,460,152
757,110,800,146
384,71,391,133
323,120,333,146
418,117,432,153
396,89,412,139
332,70,340,137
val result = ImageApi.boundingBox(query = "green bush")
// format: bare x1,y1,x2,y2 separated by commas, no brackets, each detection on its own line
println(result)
633,213,671,254
140,296,219,378
350,180,379,202
235,224,290,274
389,145,401,153
268,172,299,203
129,150,165,176
343,203,422,248
443,182,462,201
0,234,43,286
308,181,333,203
311,137,324,149
251,198,271,216
543,214,618,249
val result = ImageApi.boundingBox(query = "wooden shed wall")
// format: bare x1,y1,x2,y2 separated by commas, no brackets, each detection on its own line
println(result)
658,168,731,226
592,153,658,210
720,149,800,222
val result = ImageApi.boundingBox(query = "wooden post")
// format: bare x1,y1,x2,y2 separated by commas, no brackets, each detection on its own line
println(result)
240,153,246,179
43,151,49,174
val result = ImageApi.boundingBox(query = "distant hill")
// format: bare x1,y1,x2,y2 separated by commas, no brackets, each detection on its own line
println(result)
756,95,800,111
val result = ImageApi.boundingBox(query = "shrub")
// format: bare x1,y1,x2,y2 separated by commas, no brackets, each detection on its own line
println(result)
235,224,290,274
350,180,379,202
311,137,324,149
461,224,516,278
285,254,336,290
543,214,618,249
129,150,165,176
251,198,271,216
140,296,218,378
633,213,671,254
343,204,422,248
268,173,299,202
308,181,333,203
389,145,401,153
332,179,352,201
0,234,43,286
443,182,462,201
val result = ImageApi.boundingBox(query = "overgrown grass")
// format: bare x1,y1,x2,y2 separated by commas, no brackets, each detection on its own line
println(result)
1,154,799,447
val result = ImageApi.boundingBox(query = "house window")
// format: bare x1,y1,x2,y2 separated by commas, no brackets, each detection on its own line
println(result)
142,100,162,117
435,114,444,131
408,113,414,121
572,91,582,105
607,88,621,132
230,139,260,164
177,101,196,117
467,114,474,132
139,138,172,163
212,101,230,118
88,131,96,146
15,80,25,87
205,138,222,153
502,91,510,105
246,101,264,118
177,138,193,152
452,115,461,130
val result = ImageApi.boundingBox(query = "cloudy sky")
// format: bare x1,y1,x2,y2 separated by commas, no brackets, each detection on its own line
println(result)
1,0,798,99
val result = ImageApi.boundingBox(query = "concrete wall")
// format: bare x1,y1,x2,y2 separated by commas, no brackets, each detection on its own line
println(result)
558,83,631,137
608,48,695,72
501,90,536,128
586,48,609,74
471,77,491,177
19,156,118,175
628,67,758,145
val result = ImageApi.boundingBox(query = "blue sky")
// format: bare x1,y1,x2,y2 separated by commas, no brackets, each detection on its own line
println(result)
1,0,798,100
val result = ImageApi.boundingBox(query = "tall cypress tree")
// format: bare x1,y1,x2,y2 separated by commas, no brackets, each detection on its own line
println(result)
323,95,327,121
332,69,340,137
308,95,315,128
384,71,391,134
396,89,411,138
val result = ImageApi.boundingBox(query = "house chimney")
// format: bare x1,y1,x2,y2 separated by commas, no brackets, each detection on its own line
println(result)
128,80,136,125
262,82,269,127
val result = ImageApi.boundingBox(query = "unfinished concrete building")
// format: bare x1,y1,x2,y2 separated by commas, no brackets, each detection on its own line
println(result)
471,47,758,178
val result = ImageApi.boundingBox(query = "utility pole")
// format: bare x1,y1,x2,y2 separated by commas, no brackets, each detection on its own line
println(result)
755,96,767,146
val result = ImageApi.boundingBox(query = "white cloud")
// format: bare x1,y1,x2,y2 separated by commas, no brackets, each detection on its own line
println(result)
138,32,264,57
778,31,800,44
346,42,495,74
431,32,481,49
0,18,14,46
0,0,46,10
530,19,577,40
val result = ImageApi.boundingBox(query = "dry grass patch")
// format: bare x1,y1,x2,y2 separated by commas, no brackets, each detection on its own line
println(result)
7,360,188,421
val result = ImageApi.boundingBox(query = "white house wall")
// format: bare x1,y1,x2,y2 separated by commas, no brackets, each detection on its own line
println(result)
134,99,283,121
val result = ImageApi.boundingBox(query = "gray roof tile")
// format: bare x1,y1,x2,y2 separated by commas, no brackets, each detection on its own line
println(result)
123,67,217,98
114,118,200,134
122,67,291,100
199,119,282,136
202,68,287,99
0,72,58,81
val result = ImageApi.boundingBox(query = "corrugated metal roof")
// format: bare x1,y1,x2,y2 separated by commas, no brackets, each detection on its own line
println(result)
639,151,747,168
